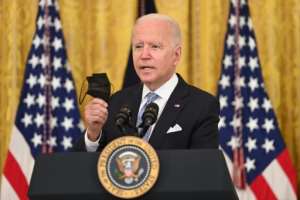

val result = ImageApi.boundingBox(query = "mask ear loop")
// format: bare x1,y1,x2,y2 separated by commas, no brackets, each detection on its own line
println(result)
79,79,87,105
109,81,114,96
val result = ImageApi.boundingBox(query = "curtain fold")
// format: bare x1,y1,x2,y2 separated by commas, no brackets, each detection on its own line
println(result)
1,0,299,189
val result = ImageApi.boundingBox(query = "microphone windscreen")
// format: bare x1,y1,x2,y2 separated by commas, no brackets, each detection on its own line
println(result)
115,105,131,127
142,102,159,127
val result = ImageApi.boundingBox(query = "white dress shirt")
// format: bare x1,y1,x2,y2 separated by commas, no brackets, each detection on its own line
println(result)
85,73,178,152
138,74,178,140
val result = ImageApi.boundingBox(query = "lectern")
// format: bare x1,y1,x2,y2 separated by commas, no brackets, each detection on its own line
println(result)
28,149,238,200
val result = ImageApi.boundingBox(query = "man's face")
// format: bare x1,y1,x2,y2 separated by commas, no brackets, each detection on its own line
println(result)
132,19,181,90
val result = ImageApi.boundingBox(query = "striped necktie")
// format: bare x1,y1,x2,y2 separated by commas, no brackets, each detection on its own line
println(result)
136,92,159,140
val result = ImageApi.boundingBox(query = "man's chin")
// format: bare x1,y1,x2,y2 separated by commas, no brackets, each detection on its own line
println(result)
140,78,156,86
140,78,164,90
139,75,156,84
141,79,154,85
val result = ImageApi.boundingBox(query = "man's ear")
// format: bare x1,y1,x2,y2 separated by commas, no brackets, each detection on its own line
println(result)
174,45,182,66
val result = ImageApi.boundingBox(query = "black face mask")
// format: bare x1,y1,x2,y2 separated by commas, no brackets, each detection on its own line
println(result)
79,73,111,104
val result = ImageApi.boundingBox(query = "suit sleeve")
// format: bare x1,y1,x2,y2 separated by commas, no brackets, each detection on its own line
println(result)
190,96,220,149
72,133,87,151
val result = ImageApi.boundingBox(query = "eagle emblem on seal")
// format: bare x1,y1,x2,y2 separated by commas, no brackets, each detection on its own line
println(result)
115,151,144,184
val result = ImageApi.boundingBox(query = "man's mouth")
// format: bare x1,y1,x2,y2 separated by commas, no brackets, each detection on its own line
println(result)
140,66,154,70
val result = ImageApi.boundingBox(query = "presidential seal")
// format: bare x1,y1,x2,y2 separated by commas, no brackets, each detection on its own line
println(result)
97,136,160,199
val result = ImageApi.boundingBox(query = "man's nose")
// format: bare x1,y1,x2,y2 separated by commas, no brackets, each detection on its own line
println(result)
140,46,151,59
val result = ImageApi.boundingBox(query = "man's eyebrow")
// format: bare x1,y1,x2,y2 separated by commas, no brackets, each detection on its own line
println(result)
149,42,163,45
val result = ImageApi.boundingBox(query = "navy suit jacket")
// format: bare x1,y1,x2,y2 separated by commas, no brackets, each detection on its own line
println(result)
74,75,219,151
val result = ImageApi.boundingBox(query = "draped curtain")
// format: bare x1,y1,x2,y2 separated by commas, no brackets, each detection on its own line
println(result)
1,0,299,189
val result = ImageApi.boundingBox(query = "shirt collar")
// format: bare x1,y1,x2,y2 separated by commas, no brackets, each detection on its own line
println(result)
142,73,178,100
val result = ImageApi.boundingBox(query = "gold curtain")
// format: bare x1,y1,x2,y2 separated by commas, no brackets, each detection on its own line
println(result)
1,0,300,189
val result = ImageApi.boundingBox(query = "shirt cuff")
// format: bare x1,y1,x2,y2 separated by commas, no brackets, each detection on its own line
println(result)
84,129,101,152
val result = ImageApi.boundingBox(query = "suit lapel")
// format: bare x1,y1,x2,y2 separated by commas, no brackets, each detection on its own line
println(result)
125,84,143,131
149,76,189,149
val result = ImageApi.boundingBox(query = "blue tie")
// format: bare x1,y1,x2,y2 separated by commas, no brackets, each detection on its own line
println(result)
136,92,159,140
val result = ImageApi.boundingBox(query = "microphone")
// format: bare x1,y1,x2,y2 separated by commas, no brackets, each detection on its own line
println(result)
115,105,132,134
140,102,159,137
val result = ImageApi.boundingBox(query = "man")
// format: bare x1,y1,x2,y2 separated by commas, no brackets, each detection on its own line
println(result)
75,14,219,152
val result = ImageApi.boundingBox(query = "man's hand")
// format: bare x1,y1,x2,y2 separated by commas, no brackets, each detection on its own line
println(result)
84,98,108,141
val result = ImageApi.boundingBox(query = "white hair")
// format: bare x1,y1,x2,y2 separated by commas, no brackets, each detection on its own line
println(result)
133,13,182,46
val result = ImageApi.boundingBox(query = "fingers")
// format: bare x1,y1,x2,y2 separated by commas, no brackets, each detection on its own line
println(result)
84,98,109,138
86,106,108,119
85,107,107,123
86,98,108,108
89,98,108,107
